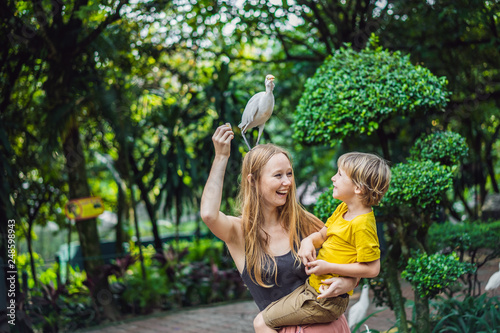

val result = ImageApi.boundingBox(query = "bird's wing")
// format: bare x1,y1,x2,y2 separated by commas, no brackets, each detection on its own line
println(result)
239,92,264,131
485,271,500,290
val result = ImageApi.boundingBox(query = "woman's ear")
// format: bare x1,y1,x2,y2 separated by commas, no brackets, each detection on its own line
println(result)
247,173,254,185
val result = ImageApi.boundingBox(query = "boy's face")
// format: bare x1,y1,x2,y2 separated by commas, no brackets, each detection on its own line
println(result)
331,167,359,202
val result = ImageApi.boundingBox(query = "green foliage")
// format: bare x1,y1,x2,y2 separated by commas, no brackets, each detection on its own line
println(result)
427,221,500,295
313,187,342,222
16,252,44,289
431,294,500,333
26,276,95,332
120,240,248,314
293,36,450,146
401,251,476,299
410,131,469,167
121,251,171,311
381,160,453,211
428,220,500,255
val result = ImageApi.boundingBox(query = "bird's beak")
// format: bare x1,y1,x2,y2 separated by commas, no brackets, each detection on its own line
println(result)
268,75,275,81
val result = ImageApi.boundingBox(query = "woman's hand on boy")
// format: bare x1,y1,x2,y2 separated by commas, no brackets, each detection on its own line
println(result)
316,277,356,299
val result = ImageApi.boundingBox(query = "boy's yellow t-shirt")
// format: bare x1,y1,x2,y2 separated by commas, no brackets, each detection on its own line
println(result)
308,202,380,295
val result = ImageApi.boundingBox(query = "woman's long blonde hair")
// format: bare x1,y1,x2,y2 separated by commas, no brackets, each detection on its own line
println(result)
238,144,323,287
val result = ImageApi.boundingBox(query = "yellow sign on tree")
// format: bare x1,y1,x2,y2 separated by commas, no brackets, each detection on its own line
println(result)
64,197,105,220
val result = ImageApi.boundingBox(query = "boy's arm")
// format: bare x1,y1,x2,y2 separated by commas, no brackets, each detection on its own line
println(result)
298,226,327,265
306,258,380,278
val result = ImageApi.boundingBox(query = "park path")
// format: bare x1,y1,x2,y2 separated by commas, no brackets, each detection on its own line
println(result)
83,258,499,333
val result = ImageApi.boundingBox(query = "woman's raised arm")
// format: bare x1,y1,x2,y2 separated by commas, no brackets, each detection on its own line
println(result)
200,124,239,243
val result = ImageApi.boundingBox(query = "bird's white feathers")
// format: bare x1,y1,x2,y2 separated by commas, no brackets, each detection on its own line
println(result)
238,74,275,149
348,284,371,329
485,263,500,291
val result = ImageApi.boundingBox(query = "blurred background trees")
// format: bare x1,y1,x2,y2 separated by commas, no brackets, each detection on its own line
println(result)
1,0,499,331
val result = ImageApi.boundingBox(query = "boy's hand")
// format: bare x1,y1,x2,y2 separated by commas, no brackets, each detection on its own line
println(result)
298,238,316,266
305,259,331,276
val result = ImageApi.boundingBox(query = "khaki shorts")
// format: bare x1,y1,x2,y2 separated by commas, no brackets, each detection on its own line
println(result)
262,279,349,330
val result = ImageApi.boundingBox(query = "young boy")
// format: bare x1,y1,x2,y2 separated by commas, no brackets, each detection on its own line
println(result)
254,152,391,332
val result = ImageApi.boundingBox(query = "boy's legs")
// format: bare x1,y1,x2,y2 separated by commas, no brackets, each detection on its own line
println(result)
262,280,349,330
254,312,277,333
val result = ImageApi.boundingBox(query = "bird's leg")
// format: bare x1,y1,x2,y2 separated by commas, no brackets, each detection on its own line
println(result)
256,124,265,146
242,132,252,150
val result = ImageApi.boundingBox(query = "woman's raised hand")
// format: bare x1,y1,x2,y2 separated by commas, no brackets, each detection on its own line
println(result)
213,123,234,157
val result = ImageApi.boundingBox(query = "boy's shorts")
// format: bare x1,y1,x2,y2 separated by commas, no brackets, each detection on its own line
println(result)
262,279,349,330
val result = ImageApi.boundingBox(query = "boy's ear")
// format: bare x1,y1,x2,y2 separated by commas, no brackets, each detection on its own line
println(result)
354,185,364,195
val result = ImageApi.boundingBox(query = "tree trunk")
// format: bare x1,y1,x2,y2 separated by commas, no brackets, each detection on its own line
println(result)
485,124,500,193
376,125,391,161
129,184,146,279
62,121,119,320
414,293,430,333
129,156,163,253
383,258,409,333
27,222,37,287
115,185,126,256
141,193,162,252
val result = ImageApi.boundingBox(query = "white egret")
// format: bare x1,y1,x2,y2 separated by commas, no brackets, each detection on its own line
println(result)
485,262,500,292
238,74,275,149
348,284,371,329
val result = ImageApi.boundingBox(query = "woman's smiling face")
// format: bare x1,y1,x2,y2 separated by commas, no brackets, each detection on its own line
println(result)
258,153,293,209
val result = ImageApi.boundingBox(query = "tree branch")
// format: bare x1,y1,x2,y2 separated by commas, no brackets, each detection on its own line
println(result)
297,0,334,54
31,0,58,58
73,0,128,56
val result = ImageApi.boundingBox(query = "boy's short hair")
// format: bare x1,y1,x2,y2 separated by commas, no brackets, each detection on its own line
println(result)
337,152,391,206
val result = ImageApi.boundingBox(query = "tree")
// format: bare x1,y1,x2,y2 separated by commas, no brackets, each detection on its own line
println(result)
0,0,138,318
293,36,468,330
378,132,468,331
380,0,500,216
292,36,450,161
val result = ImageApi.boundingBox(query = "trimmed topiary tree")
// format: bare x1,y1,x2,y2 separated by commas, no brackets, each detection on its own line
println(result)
377,131,469,332
293,34,468,332
292,34,450,160
409,131,469,167
402,251,476,300
401,251,476,333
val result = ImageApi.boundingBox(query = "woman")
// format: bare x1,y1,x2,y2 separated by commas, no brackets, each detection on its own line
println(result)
200,124,355,332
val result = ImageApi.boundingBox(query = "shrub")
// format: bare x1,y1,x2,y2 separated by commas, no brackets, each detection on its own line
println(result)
292,35,449,146
401,251,476,299
381,160,453,212
120,239,248,314
428,220,500,255
409,131,469,167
